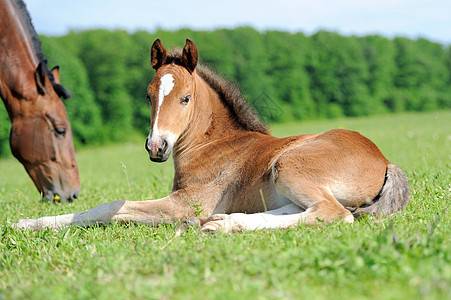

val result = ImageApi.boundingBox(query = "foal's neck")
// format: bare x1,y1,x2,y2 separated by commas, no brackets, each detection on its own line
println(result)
171,73,257,190
173,73,246,156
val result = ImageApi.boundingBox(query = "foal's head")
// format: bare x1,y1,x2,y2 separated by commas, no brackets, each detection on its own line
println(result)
145,39,199,162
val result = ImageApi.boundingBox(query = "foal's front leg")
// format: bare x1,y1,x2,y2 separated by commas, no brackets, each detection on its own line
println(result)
14,190,198,230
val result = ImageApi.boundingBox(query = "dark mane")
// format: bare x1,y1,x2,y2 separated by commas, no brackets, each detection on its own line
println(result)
197,65,270,135
163,49,270,135
13,0,72,99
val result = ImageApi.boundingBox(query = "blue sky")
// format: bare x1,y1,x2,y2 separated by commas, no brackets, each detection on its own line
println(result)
25,0,451,44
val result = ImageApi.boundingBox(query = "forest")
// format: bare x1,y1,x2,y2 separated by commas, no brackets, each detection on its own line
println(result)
1,27,450,157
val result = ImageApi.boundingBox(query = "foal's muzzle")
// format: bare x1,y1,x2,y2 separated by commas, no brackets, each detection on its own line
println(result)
145,137,171,162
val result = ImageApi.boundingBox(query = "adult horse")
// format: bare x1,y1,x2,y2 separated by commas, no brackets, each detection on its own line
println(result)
0,0,80,202
14,39,410,232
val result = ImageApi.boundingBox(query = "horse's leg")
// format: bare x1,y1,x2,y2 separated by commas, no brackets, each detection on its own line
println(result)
200,153,354,233
14,190,200,230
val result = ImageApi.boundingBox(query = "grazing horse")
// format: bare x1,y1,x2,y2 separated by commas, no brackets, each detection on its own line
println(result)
14,39,410,232
0,0,80,202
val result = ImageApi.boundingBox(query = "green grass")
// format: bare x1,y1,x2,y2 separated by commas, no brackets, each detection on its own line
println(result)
1,111,450,299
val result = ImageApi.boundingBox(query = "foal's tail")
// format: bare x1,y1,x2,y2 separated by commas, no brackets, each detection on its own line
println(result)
353,164,410,218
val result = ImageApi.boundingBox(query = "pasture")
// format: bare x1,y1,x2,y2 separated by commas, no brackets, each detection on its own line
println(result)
0,110,450,299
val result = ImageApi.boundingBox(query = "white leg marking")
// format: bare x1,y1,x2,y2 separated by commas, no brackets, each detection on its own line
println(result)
13,200,127,230
201,204,305,233
201,203,354,233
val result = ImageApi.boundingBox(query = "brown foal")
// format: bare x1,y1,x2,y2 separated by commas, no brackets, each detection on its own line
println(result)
14,39,409,232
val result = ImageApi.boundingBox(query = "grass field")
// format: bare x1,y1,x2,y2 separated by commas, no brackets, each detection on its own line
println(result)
0,111,450,299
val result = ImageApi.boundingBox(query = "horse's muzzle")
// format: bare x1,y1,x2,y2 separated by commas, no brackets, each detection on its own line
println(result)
41,187,80,203
145,137,171,162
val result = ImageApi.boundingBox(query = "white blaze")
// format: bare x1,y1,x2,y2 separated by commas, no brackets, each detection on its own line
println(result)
159,73,175,101
152,73,174,139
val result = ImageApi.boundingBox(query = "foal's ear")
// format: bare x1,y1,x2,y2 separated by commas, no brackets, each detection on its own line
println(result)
150,39,167,70
182,39,198,74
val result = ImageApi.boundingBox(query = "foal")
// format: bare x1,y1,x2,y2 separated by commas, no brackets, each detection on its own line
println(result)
14,39,410,232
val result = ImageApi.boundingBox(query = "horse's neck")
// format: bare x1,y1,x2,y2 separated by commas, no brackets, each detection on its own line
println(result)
0,0,38,117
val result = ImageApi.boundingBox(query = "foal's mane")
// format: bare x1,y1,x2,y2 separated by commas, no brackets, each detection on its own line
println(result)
13,0,72,99
163,50,270,135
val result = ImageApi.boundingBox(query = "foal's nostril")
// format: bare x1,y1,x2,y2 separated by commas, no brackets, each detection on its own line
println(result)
161,139,168,150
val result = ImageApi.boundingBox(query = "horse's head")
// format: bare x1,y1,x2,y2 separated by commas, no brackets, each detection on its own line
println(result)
145,39,199,162
9,63,80,202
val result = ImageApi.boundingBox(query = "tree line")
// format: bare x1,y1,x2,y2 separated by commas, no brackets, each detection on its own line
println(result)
1,27,450,157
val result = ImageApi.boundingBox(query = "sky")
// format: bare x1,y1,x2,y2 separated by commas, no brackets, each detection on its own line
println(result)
24,0,451,45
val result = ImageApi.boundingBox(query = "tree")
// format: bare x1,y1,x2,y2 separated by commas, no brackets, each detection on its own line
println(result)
68,30,136,141
360,35,396,113
264,31,315,121
0,109,10,157
394,37,450,111
307,32,372,118
41,36,103,145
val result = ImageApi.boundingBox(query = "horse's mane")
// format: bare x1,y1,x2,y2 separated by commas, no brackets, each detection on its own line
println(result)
163,50,270,135
13,0,72,99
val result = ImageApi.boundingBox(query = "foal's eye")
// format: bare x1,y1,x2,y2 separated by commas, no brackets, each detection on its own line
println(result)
181,95,191,105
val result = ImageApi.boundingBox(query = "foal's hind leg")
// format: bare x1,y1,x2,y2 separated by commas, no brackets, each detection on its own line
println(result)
199,185,354,233
199,203,304,233
199,190,353,233
199,154,354,233
271,153,354,226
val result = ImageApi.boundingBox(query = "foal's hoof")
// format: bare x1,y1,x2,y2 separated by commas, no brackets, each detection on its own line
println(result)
175,217,205,235
200,221,222,234
182,218,202,227
200,214,229,234
13,218,38,231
